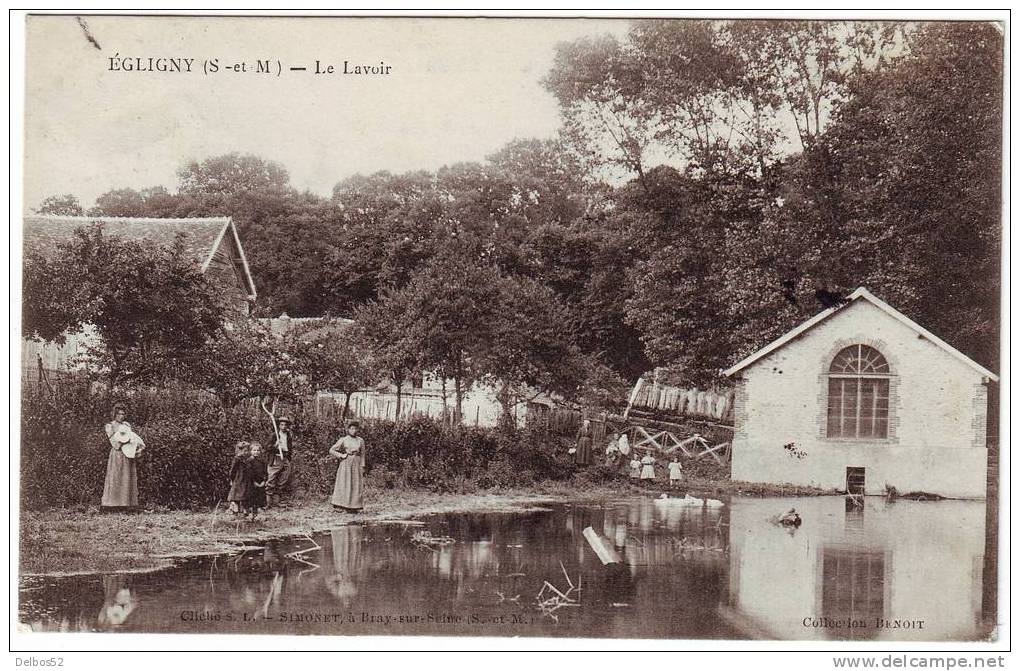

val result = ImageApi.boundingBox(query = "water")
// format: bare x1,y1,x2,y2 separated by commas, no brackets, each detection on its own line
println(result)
18,496,996,640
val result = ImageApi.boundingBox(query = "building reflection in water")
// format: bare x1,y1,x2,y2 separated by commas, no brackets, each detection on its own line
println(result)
19,497,992,641
724,496,987,641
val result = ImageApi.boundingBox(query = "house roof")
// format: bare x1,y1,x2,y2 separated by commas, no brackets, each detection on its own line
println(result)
22,215,257,298
723,287,999,381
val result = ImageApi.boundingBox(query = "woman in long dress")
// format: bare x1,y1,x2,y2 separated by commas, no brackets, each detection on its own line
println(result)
102,404,139,510
330,421,365,513
574,419,593,466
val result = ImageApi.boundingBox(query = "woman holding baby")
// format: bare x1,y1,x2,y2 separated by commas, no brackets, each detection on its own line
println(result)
329,421,365,513
102,403,144,511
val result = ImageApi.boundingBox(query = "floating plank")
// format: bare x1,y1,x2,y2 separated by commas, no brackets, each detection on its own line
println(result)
582,527,622,565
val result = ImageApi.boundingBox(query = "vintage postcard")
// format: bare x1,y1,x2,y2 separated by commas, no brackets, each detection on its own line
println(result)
13,12,1007,651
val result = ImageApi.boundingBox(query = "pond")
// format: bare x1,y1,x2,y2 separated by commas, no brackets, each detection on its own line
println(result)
18,496,997,641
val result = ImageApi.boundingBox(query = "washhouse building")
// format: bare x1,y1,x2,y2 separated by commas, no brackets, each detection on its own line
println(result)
725,288,997,499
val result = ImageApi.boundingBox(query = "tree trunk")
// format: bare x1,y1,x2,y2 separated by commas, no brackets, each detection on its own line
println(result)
440,378,450,426
393,370,404,421
342,392,351,421
453,376,463,427
496,384,518,431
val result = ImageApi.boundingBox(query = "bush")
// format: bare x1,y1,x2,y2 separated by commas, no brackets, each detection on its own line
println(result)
20,383,584,510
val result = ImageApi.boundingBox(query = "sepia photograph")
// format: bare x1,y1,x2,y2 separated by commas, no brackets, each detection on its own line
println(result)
11,10,1008,654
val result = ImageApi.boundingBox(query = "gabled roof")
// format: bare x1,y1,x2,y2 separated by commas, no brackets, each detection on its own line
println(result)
22,215,257,298
723,287,998,381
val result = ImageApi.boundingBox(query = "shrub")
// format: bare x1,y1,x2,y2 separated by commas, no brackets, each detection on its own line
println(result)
20,384,586,510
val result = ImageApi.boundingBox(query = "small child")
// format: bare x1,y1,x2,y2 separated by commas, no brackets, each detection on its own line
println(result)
668,457,684,489
604,433,620,467
245,442,268,521
227,441,251,514
640,453,656,480
629,458,642,480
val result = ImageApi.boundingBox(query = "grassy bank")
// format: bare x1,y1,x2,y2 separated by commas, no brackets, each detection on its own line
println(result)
18,477,836,576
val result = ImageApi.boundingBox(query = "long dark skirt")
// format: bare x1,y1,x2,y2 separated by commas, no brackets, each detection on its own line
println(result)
331,455,364,510
246,486,267,512
102,447,138,508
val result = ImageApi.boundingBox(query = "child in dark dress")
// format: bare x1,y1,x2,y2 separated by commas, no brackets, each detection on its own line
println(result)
245,442,268,521
227,441,251,515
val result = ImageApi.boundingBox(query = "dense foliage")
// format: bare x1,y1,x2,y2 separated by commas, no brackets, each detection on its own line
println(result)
23,226,225,386
32,21,1002,387
20,384,581,509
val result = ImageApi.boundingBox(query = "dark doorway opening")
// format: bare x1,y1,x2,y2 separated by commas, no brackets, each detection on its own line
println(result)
846,467,866,508
846,467,866,495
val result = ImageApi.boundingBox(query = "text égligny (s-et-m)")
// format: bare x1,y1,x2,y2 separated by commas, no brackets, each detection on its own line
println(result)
106,55,393,76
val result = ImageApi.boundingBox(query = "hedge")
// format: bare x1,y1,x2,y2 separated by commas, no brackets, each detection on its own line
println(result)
19,382,579,510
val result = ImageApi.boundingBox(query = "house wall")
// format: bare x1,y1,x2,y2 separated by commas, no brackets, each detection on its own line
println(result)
730,300,989,499
326,379,536,428
21,327,97,382
204,231,251,319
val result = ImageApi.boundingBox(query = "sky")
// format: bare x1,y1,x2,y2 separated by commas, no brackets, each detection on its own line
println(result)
24,15,630,209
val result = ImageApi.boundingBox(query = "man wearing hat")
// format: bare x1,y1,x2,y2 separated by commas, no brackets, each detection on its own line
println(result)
266,416,296,507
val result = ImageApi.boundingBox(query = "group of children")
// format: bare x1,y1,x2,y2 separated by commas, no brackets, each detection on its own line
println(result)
227,441,269,520
600,430,686,489
629,452,686,489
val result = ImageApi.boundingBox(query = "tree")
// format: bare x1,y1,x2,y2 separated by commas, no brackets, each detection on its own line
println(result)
657,21,1003,379
34,194,83,216
89,188,147,217
761,22,1002,369
486,138,590,228
516,222,649,380
546,20,907,182
172,153,336,317
395,252,503,423
182,321,303,410
177,152,291,196
290,322,381,420
628,20,748,177
480,275,586,428
322,170,442,314
353,289,424,420
574,359,632,415
22,225,225,386
544,34,661,184
88,186,181,218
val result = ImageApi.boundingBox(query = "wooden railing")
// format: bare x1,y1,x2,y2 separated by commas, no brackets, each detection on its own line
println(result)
628,425,732,465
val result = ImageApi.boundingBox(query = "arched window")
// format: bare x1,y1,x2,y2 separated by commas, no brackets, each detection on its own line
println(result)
826,345,891,439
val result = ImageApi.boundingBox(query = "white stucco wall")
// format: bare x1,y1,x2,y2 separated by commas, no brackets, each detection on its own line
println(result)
340,379,531,428
730,300,990,499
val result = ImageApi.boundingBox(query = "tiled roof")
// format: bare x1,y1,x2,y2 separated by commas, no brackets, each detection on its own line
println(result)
22,215,231,268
